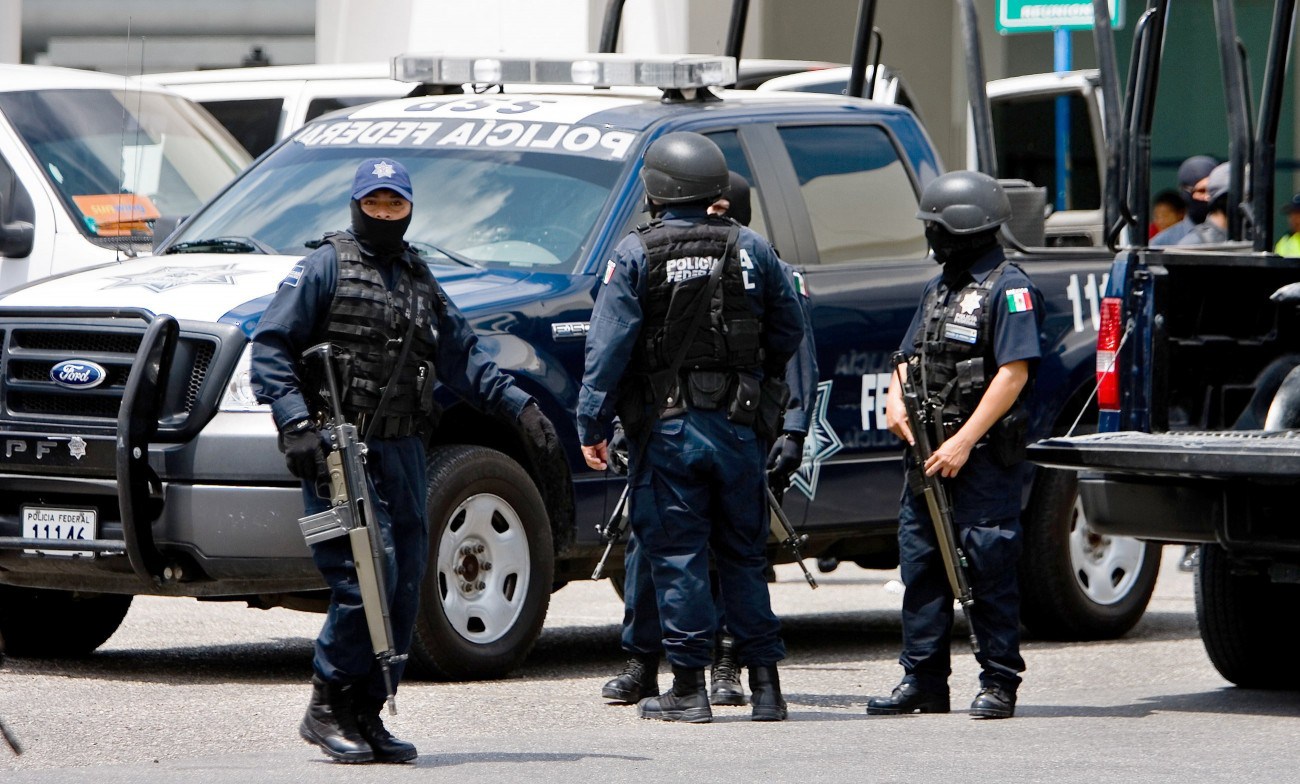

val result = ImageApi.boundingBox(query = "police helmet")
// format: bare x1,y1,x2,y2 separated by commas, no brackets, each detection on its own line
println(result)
641,132,730,204
915,170,1012,234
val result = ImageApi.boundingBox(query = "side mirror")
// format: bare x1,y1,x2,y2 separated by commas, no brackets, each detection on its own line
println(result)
998,178,1047,248
0,193,35,259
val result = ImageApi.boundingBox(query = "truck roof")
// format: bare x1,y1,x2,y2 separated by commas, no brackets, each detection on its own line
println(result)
0,63,173,94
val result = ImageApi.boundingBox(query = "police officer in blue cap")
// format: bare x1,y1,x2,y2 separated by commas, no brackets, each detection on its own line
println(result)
867,170,1042,720
252,158,558,762
578,133,804,722
599,170,819,709
1152,155,1219,246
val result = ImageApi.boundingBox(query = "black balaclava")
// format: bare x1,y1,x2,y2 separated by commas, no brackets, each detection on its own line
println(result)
725,172,753,227
926,224,999,283
1185,196,1212,226
350,199,411,258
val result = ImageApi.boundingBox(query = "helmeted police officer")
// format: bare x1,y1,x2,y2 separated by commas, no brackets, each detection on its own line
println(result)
869,170,1042,720
252,158,559,761
578,133,805,723
599,170,819,709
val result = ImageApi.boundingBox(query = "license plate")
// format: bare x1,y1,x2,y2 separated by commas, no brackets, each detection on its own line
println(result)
22,506,97,558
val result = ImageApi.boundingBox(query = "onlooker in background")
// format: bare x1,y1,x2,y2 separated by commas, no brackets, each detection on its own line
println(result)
1152,155,1218,247
1150,189,1185,239
1178,163,1232,246
1275,193,1300,257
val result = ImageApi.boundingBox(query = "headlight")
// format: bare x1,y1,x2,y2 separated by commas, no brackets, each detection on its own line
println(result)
218,343,270,412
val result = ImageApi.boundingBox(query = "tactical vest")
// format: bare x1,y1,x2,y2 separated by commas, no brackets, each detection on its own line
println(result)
910,262,1012,423
317,233,445,435
635,217,762,374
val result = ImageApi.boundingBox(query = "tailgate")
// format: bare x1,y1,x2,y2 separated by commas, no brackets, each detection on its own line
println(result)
1030,430,1300,478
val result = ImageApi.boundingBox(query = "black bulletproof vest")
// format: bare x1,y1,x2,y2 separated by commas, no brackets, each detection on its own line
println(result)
319,233,443,420
635,218,762,373
911,262,1010,421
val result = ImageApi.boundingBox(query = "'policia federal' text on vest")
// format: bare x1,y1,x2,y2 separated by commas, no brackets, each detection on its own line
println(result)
317,233,445,435
635,217,762,375
910,261,1012,423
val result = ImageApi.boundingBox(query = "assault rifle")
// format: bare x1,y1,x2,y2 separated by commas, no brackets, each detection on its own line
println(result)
296,343,406,714
591,443,630,580
891,351,979,654
765,484,818,589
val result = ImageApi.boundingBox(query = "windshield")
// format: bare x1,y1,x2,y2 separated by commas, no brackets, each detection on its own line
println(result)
170,126,626,270
0,88,250,248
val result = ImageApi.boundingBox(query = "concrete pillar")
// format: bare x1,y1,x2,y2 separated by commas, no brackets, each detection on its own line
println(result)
0,0,20,64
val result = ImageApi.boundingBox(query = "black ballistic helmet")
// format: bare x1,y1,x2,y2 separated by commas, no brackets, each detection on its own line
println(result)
915,170,1012,234
641,132,730,204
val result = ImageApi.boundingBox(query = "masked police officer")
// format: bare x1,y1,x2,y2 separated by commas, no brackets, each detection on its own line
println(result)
599,170,818,709
869,170,1042,720
252,158,559,761
579,133,804,723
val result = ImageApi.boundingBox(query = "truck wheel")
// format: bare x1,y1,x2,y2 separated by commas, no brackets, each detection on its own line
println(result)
408,444,554,680
1196,544,1300,689
1019,468,1160,640
0,587,131,656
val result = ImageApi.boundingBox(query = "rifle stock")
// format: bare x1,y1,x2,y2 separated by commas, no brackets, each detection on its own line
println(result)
891,352,980,655
297,343,406,714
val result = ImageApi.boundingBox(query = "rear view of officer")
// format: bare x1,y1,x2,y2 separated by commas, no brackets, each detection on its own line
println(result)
578,132,804,722
869,171,1042,720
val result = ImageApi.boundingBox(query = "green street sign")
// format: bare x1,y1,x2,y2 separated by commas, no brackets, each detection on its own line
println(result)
997,0,1124,33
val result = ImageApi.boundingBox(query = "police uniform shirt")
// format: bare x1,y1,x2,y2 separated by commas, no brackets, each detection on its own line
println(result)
1151,214,1195,247
577,206,805,446
780,260,819,435
899,246,1044,522
251,231,532,429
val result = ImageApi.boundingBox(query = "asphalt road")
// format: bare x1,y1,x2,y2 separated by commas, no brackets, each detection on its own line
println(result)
1,547,1297,783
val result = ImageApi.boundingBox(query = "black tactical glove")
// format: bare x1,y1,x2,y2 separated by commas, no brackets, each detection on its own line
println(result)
608,423,629,476
766,432,805,491
278,419,326,481
518,401,560,458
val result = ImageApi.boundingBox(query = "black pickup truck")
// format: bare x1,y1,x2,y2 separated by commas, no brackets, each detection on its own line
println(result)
1031,0,1300,690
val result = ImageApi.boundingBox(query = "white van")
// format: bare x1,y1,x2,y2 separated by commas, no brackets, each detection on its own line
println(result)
142,63,415,157
0,65,252,292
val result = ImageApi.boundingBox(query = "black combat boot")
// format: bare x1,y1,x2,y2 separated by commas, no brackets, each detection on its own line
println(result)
601,653,660,704
299,675,374,763
709,635,746,706
354,696,418,763
865,681,951,715
748,665,788,721
969,684,1017,719
637,666,712,723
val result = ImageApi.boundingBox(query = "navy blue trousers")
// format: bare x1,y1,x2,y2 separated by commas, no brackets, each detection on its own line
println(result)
628,409,784,669
620,533,727,655
896,468,1026,693
300,435,429,703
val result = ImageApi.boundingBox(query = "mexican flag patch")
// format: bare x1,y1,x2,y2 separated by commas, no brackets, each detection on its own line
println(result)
1005,287,1033,313
602,259,617,285
793,270,809,298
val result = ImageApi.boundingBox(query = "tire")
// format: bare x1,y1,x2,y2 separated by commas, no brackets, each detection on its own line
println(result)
0,587,131,657
1195,544,1300,689
408,444,554,680
1019,468,1161,640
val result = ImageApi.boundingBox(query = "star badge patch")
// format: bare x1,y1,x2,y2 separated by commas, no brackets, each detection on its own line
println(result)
372,161,396,179
959,290,983,315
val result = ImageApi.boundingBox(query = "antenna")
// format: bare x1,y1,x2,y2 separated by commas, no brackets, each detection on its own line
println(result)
116,19,148,260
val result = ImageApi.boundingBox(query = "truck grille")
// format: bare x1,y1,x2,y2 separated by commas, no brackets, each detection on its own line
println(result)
0,318,219,431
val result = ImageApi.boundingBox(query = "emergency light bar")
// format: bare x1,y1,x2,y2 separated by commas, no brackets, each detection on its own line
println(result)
392,53,736,91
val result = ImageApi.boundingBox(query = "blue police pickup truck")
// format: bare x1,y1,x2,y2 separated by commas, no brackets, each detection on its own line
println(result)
0,53,1134,678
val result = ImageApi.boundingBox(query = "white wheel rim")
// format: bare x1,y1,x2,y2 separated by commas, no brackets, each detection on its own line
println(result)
1067,494,1146,606
436,492,532,645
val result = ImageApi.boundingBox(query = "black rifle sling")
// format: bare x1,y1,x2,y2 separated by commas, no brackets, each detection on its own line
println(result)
364,263,425,443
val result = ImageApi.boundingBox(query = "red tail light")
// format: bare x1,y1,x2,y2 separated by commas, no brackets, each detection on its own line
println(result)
1096,297,1122,411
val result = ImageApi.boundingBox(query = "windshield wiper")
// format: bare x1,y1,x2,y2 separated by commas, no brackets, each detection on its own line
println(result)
166,236,277,255
410,242,483,269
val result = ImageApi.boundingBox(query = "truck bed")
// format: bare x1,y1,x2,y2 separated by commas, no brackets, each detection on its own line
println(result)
1030,430,1300,478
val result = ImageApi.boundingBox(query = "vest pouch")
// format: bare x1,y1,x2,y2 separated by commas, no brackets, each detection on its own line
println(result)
726,373,760,426
988,405,1029,467
415,361,436,416
651,368,687,419
753,376,790,443
687,370,730,411
954,357,988,409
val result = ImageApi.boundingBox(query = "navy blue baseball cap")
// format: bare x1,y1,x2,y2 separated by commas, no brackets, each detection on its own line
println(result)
1283,193,1300,214
351,158,414,203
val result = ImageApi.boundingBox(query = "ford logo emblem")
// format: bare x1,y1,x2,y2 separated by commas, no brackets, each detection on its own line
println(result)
50,360,108,390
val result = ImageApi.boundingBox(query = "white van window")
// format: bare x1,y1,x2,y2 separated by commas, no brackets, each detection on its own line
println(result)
200,98,285,157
